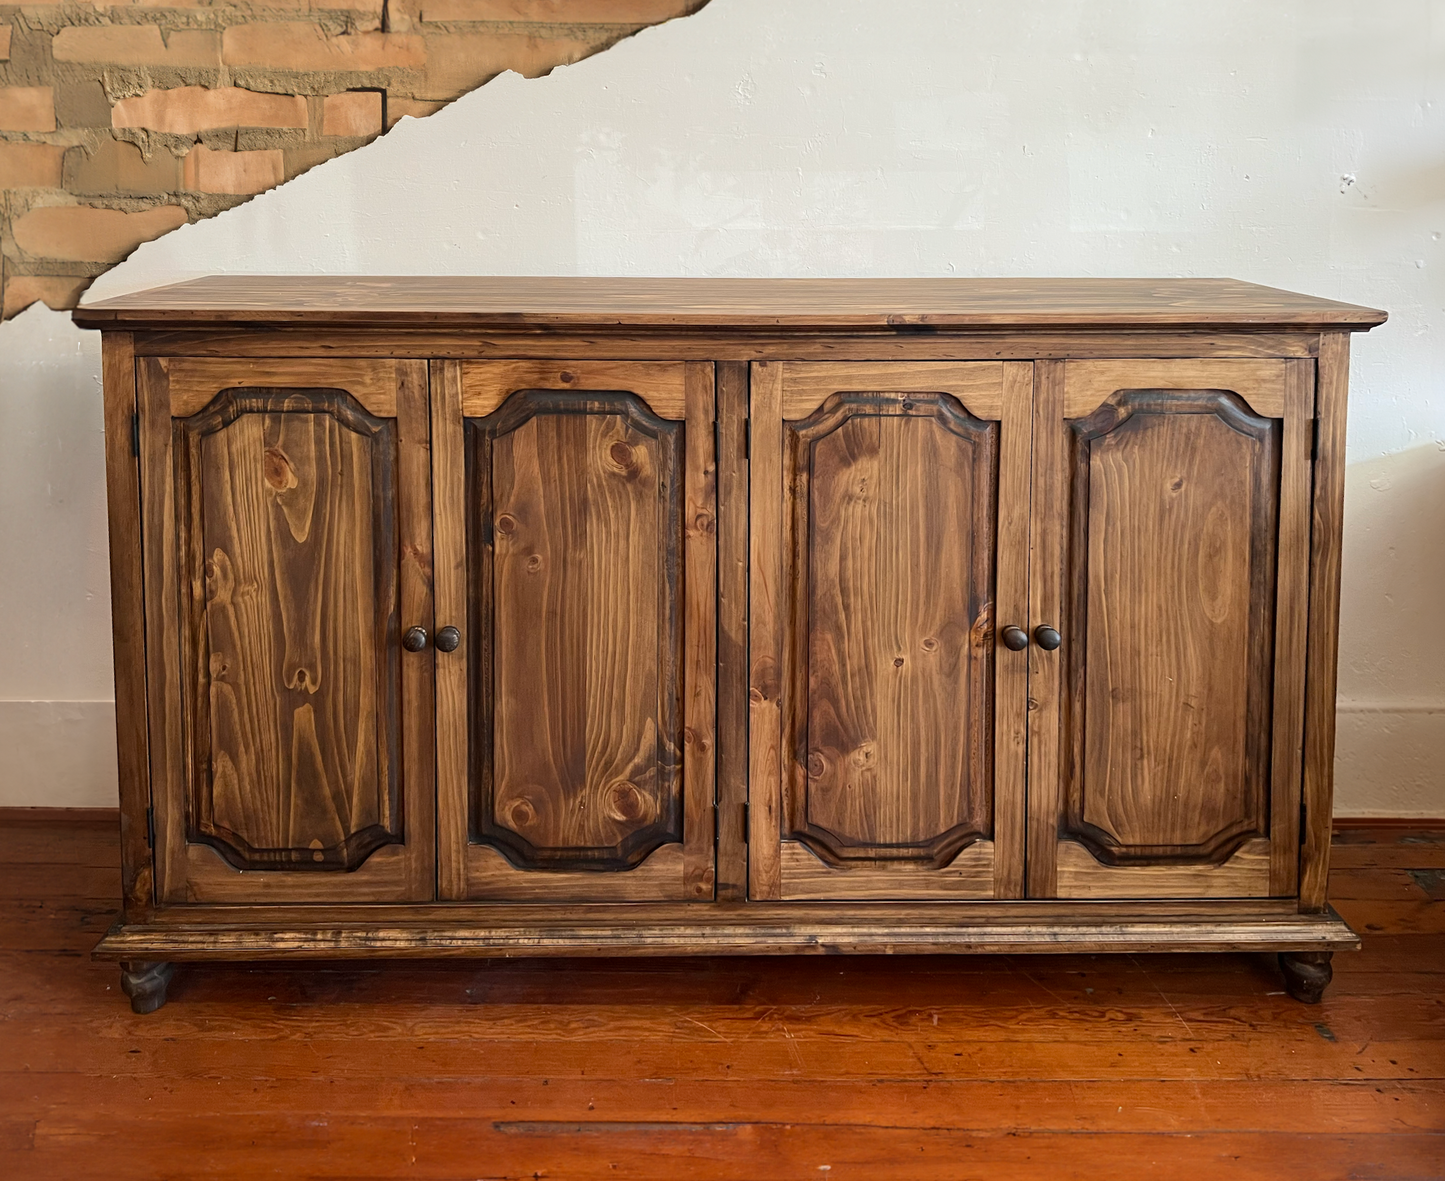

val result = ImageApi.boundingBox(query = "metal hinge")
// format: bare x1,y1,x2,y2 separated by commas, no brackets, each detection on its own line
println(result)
145,805,155,849
131,413,140,457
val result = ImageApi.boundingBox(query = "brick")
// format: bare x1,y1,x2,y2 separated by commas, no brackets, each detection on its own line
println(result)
421,0,694,20
12,203,188,262
0,25,11,61
64,137,181,195
55,81,114,129
2,274,91,318
223,23,425,71
113,87,308,134
52,26,221,67
386,96,445,126
0,141,64,187
0,86,56,132
182,144,284,195
322,90,383,137
421,31,595,97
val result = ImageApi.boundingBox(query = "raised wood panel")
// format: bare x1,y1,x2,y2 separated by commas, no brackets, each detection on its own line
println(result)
1065,390,1280,864
786,393,997,867
469,392,683,870
1065,360,1287,419
162,358,400,418
461,360,687,418
438,361,714,901
140,358,434,905
1030,359,1306,901
175,388,402,872
751,361,1027,901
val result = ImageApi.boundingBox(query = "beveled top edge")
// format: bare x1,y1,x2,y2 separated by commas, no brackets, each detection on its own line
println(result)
73,275,1388,330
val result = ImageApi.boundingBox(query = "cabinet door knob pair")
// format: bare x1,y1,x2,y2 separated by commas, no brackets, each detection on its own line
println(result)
402,625,462,653
1000,625,1062,652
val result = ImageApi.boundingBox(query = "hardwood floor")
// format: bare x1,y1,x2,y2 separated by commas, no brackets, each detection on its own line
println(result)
1,812,1441,1180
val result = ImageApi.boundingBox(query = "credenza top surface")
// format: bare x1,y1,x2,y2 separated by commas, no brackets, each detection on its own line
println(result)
73,275,1387,332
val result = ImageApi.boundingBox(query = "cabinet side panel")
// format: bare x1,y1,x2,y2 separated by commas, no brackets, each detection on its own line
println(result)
102,333,153,919
1301,333,1351,911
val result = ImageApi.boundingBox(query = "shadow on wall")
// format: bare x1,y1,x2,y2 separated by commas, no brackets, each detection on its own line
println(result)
0,0,708,319
1335,443,1445,816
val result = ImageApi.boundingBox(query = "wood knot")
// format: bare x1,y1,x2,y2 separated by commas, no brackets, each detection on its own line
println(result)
525,553,543,573
604,780,649,824
920,637,939,653
495,514,517,535
262,447,298,492
607,440,641,479
893,656,905,668
807,751,826,779
506,795,538,831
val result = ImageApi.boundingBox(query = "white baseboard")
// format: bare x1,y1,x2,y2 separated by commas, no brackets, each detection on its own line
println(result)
0,698,1439,816
0,701,118,807
1334,701,1445,818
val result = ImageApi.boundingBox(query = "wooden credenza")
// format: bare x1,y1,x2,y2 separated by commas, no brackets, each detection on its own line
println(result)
74,277,1386,1012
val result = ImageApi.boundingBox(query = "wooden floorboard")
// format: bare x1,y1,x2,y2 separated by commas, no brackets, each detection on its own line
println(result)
0,816,1441,1179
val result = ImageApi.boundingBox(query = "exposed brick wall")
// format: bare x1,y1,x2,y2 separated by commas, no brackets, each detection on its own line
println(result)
0,0,703,319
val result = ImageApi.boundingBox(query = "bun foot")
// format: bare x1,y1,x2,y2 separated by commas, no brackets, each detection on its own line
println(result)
120,961,175,1014
1279,951,1333,1004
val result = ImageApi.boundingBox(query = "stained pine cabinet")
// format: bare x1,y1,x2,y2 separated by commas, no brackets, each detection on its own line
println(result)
85,277,1381,1013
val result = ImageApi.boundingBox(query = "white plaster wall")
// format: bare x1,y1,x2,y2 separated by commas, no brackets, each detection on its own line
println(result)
1,0,1440,813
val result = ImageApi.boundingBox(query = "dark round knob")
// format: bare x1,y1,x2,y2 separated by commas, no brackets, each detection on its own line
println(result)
1034,625,1062,651
1000,625,1029,651
402,625,428,653
435,625,461,653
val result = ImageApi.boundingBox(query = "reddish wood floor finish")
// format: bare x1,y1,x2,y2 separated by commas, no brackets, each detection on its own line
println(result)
1,813,1441,1180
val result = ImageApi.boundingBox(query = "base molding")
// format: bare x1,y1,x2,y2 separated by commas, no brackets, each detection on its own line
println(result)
93,905,1360,962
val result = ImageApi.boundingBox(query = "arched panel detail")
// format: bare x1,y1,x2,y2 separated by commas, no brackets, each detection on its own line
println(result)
1063,389,1281,866
466,389,685,871
176,387,403,872
783,391,998,869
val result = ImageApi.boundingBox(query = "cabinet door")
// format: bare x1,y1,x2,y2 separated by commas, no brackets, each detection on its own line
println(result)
1027,360,1315,899
749,362,1032,901
433,362,716,901
139,358,435,904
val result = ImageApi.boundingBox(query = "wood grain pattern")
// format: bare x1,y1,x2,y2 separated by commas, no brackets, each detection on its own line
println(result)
129,328,1326,362
447,362,712,901
1056,837,1273,900
747,362,785,900
992,363,1033,898
778,839,996,902
140,359,434,905
461,361,687,419
714,362,750,902
99,332,152,921
752,362,1023,901
468,391,683,871
681,363,717,900
431,361,469,901
1301,334,1351,911
786,391,997,869
175,387,402,872
1064,389,1280,867
75,275,1388,329
1268,360,1315,896
162,358,399,418
1064,360,1287,419
777,361,1004,419
1025,361,1068,899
